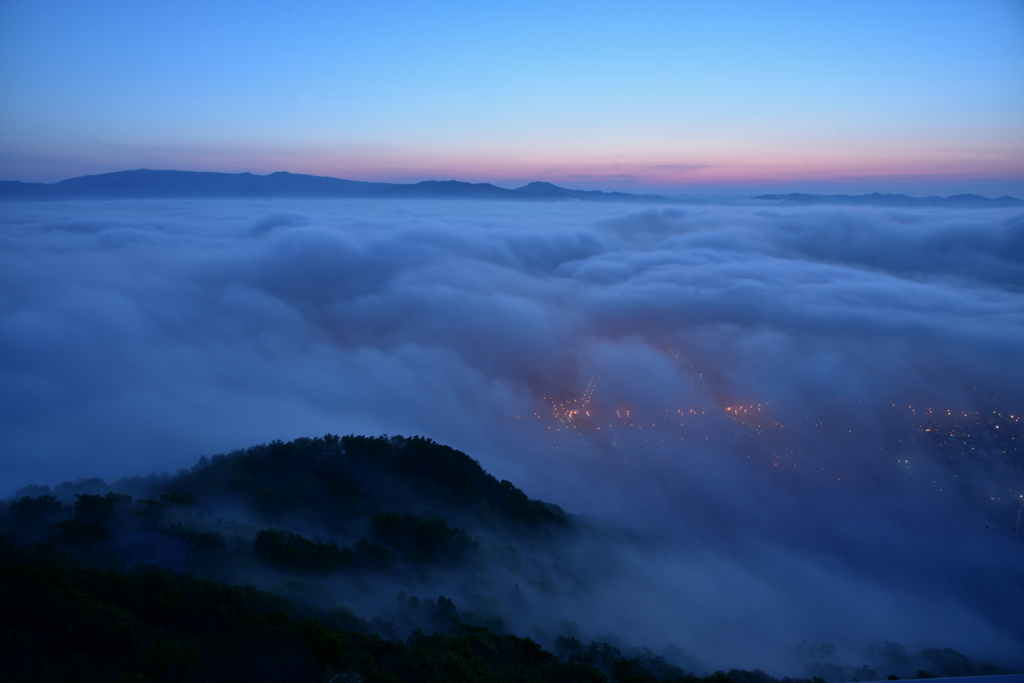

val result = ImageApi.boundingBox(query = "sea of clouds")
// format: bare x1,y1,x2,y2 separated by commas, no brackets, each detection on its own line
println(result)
1,198,1022,671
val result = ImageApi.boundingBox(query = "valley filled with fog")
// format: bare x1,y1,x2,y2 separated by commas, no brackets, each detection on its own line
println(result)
1,198,1022,674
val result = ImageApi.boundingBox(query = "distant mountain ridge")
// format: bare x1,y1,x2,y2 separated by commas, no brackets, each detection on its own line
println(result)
3,170,1018,206
0,169,673,203
756,192,1023,208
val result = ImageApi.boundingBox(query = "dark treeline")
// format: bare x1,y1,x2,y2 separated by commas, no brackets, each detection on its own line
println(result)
253,528,396,573
5,537,1000,682
1,541,745,682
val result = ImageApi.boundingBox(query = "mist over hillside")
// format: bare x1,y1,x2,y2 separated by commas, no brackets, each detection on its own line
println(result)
2,434,1017,681
1,198,1022,674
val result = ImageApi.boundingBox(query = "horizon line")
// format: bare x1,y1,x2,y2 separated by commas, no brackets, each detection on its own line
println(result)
3,167,1022,202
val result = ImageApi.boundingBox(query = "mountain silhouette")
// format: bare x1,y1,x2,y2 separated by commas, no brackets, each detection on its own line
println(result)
756,192,1022,208
0,169,673,203
5,171,1017,206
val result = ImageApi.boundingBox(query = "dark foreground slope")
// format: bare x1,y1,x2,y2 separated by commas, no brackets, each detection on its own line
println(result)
0,435,705,682
1,544,623,683
3,435,579,620
1,435,1015,682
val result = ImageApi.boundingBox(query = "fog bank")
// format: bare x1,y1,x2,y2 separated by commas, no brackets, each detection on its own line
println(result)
1,198,1022,671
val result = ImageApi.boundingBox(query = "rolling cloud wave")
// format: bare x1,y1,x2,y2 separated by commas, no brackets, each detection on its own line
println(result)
1,198,1022,670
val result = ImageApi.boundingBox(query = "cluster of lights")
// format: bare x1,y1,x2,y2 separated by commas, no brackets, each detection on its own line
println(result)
519,343,1022,500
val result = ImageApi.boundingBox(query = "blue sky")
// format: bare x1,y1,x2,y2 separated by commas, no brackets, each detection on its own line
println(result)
1,0,1022,194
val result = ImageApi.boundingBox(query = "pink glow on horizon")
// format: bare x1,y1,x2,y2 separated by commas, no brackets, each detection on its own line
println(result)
4,142,1023,196
213,139,1024,193
299,154,1024,195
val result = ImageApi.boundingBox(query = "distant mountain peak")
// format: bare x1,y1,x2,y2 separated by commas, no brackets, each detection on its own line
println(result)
515,181,566,193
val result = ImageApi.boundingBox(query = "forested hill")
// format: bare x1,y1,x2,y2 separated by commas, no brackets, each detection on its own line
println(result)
157,434,569,534
0,434,702,682
2,434,575,601
2,435,1015,682
149,434,577,583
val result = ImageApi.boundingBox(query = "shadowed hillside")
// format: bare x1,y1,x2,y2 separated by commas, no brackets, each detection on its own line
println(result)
1,435,1015,682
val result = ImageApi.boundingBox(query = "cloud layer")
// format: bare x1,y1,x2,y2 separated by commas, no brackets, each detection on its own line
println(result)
1,198,1022,671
